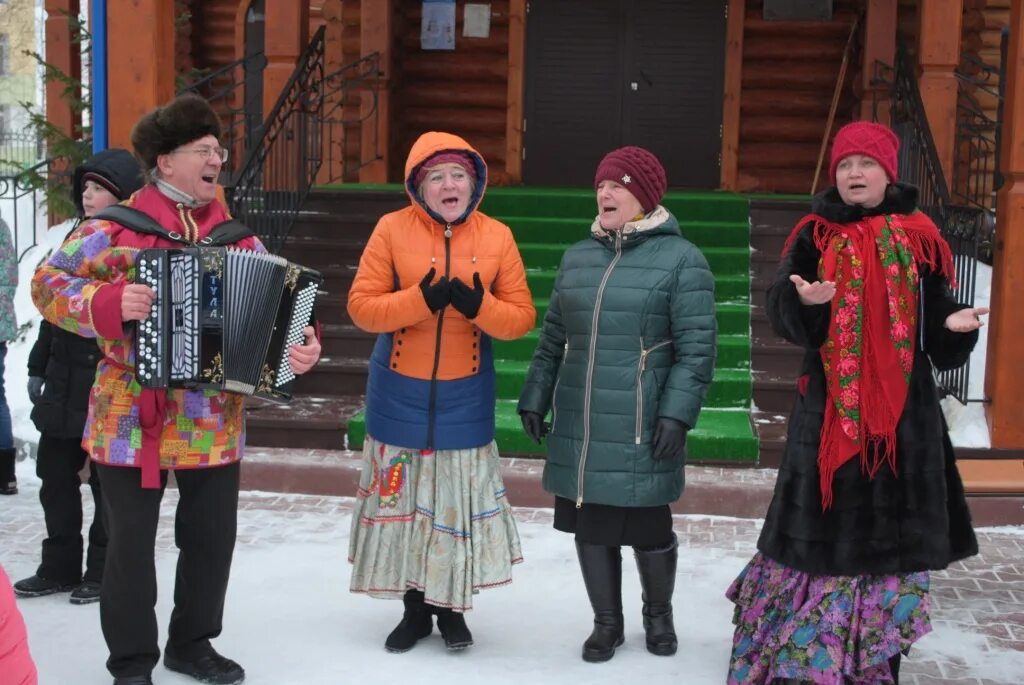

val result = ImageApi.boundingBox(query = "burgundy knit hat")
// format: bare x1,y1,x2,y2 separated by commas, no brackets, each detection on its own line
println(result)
594,146,667,213
829,121,900,184
414,151,477,188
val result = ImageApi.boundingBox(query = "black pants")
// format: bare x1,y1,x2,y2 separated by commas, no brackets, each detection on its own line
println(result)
35,435,107,584
96,462,240,678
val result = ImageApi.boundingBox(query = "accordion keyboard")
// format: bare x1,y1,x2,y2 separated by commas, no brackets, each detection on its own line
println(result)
135,252,166,386
275,277,319,387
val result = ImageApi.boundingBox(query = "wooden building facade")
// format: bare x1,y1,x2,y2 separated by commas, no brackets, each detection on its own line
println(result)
43,0,1024,453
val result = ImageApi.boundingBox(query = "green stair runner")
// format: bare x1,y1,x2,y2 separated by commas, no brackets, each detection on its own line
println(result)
345,187,757,463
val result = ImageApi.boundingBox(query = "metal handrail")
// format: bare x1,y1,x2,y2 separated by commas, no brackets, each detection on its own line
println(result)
177,52,269,186
870,43,982,405
229,26,327,253
320,51,382,184
0,146,89,262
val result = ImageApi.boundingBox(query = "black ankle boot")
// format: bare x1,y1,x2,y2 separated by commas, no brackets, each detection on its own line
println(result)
575,541,624,663
0,447,17,495
385,590,433,653
634,534,678,656
435,609,474,651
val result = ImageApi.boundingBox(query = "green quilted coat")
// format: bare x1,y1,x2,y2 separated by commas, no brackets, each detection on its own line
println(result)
517,207,716,507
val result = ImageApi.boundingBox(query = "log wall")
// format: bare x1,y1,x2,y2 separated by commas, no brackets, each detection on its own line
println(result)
736,0,863,194
389,0,512,184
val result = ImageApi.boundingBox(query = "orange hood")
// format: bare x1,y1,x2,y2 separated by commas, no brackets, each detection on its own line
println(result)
404,131,489,226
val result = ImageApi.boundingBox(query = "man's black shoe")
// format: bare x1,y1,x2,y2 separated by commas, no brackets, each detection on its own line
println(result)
70,580,102,605
164,648,245,685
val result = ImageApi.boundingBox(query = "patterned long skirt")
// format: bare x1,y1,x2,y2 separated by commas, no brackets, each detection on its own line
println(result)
726,552,932,684
348,436,523,612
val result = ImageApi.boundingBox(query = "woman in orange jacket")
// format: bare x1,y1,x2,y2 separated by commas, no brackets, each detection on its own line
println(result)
347,132,535,653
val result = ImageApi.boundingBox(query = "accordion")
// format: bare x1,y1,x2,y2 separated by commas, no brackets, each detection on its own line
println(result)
134,247,322,402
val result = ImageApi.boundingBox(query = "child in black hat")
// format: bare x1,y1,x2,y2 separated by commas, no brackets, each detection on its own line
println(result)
14,148,143,605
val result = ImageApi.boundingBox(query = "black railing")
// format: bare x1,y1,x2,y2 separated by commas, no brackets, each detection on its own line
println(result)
0,146,88,262
953,53,1003,215
0,132,44,174
177,52,268,186
320,51,382,184
871,44,981,405
230,26,326,254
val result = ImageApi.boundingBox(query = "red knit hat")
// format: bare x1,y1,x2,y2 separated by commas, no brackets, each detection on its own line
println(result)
829,121,899,184
594,146,667,213
414,151,477,188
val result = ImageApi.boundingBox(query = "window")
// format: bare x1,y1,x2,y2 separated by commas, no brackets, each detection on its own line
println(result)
0,34,8,76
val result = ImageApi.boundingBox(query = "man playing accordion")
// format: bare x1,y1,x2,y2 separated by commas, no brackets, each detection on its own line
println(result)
31,93,321,685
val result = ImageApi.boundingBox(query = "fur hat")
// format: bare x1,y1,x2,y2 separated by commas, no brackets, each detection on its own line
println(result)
829,121,900,184
130,93,222,171
594,146,667,213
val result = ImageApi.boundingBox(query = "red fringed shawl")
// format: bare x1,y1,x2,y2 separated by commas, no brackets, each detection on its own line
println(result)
782,211,956,510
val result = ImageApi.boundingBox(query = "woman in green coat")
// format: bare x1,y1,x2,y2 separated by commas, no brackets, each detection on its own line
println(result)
518,146,717,663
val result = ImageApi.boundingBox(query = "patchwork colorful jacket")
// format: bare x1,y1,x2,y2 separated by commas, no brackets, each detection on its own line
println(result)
31,185,263,481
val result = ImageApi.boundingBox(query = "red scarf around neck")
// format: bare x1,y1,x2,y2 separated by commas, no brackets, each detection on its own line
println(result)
784,211,956,510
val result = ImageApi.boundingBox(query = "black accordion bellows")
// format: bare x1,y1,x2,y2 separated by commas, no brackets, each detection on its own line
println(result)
135,247,322,402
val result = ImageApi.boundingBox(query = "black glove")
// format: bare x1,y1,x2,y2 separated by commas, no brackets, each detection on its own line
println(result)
652,417,688,460
520,410,548,445
450,272,485,319
27,376,44,404
419,267,451,313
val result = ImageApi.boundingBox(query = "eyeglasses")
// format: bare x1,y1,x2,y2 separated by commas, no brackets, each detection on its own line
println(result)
172,146,229,163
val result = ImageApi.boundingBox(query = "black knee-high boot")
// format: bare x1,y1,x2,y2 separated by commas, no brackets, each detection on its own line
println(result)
633,534,678,656
384,590,433,653
575,541,624,663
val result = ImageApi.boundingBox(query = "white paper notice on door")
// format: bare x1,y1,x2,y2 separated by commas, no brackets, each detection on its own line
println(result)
421,0,456,50
463,3,491,38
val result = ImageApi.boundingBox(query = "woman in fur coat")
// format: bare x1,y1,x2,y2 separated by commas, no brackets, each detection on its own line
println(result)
726,121,986,684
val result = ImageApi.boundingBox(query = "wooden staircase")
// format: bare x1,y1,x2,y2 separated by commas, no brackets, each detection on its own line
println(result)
243,188,403,450
749,198,808,467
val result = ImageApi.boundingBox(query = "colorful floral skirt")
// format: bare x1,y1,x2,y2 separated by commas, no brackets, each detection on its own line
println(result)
726,553,931,684
348,436,523,612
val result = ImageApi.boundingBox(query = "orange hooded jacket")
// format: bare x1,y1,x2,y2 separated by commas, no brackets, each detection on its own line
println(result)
347,132,535,449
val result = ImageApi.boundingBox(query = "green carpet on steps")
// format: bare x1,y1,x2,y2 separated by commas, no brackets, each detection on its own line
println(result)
341,187,757,463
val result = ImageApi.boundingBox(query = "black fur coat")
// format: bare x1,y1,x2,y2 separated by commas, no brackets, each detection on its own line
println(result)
757,184,979,576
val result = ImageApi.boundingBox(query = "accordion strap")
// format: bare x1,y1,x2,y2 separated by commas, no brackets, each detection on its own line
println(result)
93,205,256,246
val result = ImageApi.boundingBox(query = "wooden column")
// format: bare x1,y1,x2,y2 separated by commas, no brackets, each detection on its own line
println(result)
917,0,963,182
985,0,1024,449
263,0,310,117
106,0,176,150
44,0,81,143
719,0,744,191
860,0,897,123
359,0,392,183
504,0,526,185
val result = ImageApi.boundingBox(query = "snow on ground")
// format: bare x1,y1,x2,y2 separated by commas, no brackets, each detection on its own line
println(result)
940,262,993,448
5,461,1024,685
